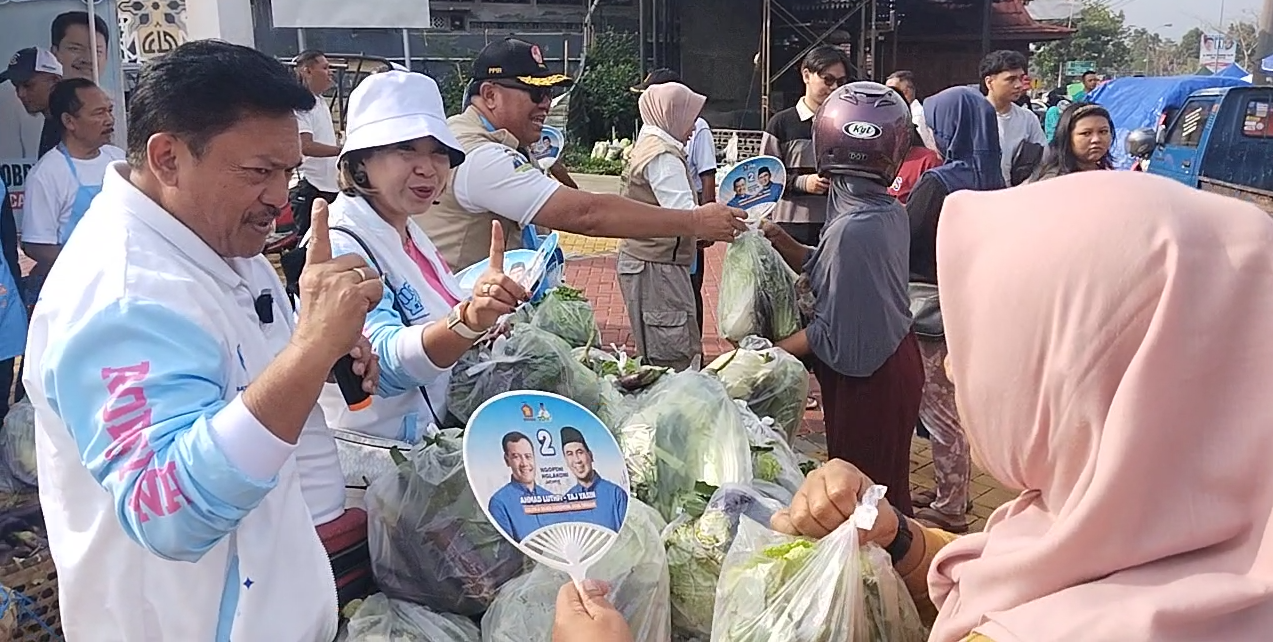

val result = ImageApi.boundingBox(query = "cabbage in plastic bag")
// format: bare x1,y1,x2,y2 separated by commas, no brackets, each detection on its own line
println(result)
530,285,599,348
716,231,802,344
446,325,602,425
365,430,527,616
706,337,810,442
342,593,480,642
664,484,783,638
482,500,671,642
735,402,806,497
617,371,753,522
2,400,36,487
711,485,928,642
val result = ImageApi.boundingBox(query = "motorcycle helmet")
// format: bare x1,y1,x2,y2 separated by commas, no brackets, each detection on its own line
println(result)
812,81,913,184
1125,127,1156,160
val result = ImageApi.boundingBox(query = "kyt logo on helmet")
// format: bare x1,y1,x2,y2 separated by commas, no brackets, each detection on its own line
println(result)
812,81,912,185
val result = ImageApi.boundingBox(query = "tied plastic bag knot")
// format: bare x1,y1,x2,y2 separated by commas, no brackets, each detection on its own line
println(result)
849,484,888,531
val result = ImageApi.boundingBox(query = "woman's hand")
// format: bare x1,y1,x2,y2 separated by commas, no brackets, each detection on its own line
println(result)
759,219,810,272
464,220,530,331
552,580,634,642
348,336,380,394
771,459,900,548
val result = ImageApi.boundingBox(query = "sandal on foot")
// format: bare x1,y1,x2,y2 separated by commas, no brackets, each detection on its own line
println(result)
911,488,974,512
805,396,819,410
913,507,971,534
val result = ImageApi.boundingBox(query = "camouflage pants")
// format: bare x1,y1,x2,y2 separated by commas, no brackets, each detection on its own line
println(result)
918,338,970,516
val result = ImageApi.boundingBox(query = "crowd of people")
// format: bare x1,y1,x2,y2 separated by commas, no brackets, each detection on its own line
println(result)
2,24,1272,642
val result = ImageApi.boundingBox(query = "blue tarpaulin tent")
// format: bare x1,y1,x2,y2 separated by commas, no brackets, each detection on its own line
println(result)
1085,75,1251,169
1216,63,1249,79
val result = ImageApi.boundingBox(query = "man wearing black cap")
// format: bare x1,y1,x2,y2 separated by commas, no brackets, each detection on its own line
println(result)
631,68,719,335
561,427,627,533
1,47,64,160
418,37,746,272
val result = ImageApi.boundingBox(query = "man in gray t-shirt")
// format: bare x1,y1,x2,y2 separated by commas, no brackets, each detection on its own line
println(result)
980,50,1046,186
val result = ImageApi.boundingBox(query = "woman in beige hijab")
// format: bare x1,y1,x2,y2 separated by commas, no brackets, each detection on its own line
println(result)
772,171,1273,641
616,82,707,370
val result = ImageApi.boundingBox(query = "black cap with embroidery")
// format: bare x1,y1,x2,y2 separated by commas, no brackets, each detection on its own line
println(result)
630,68,681,93
470,38,572,89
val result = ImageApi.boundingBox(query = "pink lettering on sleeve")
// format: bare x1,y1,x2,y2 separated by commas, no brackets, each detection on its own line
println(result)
99,362,188,521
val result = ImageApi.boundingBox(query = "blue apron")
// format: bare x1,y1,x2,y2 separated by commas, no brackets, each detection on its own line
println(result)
21,146,104,309
0,181,27,360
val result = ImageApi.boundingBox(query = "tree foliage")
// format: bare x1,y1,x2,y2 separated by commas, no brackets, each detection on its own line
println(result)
436,61,470,117
1031,0,1132,85
572,30,640,144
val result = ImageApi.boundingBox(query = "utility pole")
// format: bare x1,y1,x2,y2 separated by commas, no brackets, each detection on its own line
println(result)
1260,0,1273,83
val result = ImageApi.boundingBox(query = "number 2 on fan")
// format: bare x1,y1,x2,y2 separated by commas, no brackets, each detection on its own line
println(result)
536,429,556,456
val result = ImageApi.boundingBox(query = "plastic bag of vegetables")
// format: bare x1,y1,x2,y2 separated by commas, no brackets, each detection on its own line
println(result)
736,402,806,497
530,285,599,348
446,325,602,425
342,593,480,642
2,400,36,487
706,337,810,441
482,500,671,642
365,430,527,616
663,484,784,638
716,231,801,344
617,371,753,522
711,485,928,642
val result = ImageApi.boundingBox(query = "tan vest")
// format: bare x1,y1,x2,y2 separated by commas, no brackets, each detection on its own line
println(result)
617,134,696,266
417,107,526,272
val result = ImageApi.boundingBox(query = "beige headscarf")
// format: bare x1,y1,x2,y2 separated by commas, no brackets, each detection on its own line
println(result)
930,171,1273,642
638,82,706,141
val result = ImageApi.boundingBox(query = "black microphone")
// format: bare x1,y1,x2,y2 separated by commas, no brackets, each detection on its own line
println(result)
254,290,274,324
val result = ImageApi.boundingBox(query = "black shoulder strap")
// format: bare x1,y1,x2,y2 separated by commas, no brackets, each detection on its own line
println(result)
327,226,446,428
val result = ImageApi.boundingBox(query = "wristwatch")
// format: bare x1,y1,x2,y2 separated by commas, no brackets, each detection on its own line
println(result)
884,505,915,565
446,302,484,341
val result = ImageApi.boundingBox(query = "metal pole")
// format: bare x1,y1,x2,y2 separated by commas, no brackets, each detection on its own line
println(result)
297,29,307,53
563,39,570,77
638,0,646,78
1259,0,1273,83
981,0,992,57
761,0,771,122
401,29,411,71
88,0,100,84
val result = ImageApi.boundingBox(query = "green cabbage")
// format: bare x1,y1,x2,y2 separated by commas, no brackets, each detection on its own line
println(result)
530,285,599,348
716,231,802,343
341,593,480,642
706,338,810,442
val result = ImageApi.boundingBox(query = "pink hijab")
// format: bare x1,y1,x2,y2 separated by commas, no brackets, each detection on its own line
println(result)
930,171,1273,642
638,82,706,141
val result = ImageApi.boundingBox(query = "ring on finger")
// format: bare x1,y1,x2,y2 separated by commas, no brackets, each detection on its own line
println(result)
482,283,493,296
353,267,368,282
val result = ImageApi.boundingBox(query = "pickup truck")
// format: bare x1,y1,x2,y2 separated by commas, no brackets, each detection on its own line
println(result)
1126,85,1273,213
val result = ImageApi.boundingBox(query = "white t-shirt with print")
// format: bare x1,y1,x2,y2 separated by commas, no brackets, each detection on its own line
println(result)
685,117,718,195
22,145,125,244
995,103,1047,185
295,97,339,193
451,142,562,226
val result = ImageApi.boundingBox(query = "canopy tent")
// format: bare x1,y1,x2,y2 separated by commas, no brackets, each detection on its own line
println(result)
1216,63,1249,79
1085,75,1250,169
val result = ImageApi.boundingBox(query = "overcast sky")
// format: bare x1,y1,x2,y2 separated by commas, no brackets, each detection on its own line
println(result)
1029,0,1263,39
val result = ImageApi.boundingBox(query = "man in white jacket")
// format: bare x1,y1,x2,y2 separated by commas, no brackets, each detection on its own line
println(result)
24,40,383,640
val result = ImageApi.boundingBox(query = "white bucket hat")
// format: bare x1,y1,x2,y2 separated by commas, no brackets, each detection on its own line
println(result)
340,70,465,167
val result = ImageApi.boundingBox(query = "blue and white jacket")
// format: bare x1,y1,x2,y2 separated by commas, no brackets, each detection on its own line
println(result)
24,163,339,641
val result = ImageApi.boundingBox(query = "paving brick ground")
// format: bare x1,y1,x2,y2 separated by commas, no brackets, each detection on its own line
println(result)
559,175,1012,531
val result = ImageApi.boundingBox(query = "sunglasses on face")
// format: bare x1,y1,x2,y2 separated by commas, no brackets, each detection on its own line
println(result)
820,73,849,87
492,81,554,104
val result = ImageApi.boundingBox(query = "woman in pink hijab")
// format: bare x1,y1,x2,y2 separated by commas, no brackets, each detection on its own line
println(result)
616,82,708,370
771,171,1273,641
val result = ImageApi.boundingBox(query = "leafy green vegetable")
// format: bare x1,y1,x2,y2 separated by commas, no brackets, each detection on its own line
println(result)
530,285,600,348
716,231,802,344
342,593,480,641
706,337,810,442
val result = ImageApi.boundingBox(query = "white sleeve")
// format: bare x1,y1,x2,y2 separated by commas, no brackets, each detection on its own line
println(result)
452,143,562,226
21,158,66,244
295,108,315,136
687,125,718,175
644,153,698,211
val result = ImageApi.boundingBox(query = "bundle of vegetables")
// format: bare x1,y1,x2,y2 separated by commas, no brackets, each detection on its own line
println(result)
706,337,810,441
341,593,480,642
663,484,783,638
711,486,927,642
573,346,671,392
735,402,807,497
716,231,802,344
2,400,37,487
365,430,527,616
530,285,599,348
446,325,602,425
616,371,753,523
482,500,671,642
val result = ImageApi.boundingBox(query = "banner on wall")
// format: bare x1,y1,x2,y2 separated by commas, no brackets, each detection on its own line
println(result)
271,0,431,29
0,0,126,224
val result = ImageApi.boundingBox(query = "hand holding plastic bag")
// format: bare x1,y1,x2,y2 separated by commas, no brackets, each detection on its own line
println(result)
711,485,928,642
342,593,481,641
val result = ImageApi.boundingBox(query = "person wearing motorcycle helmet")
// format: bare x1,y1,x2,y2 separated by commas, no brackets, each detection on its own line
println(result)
763,81,923,516
1125,126,1156,171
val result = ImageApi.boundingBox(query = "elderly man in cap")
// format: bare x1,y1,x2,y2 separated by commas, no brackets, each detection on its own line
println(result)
1,47,64,160
418,37,746,273
561,426,627,533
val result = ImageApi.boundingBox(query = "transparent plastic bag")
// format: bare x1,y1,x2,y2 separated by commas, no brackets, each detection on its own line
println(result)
706,337,811,442
482,500,671,642
711,485,928,642
530,286,599,348
342,593,481,642
735,402,806,497
617,371,753,523
365,430,527,616
2,400,37,487
446,325,602,425
716,231,801,344
663,484,784,638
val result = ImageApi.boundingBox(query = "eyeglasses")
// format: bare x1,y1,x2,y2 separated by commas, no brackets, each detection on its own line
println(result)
490,81,554,104
820,73,849,87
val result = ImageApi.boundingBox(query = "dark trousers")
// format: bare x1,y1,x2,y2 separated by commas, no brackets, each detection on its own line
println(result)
813,332,924,517
777,222,824,247
288,178,339,237
690,247,706,333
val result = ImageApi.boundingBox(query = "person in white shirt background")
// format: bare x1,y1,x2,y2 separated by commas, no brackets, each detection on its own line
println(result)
24,40,382,640
22,77,124,295
291,49,341,238
886,69,938,153
980,50,1046,186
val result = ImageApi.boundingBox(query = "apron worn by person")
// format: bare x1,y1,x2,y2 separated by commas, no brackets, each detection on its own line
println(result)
22,147,102,310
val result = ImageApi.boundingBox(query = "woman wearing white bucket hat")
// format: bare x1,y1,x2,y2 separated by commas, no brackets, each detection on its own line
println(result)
290,71,528,493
